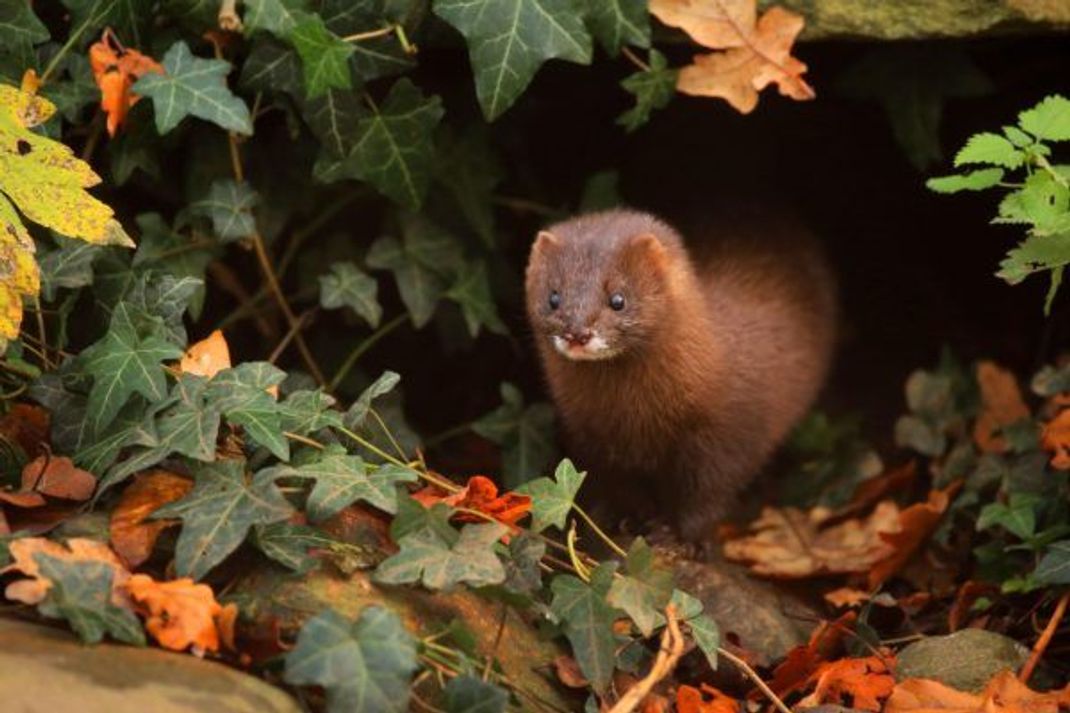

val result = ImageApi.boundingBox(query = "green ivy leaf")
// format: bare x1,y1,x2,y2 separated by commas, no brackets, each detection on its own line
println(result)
240,38,304,95
688,614,720,670
191,179,260,242
243,0,308,38
926,168,1004,193
953,132,1023,169
301,88,369,158
283,448,416,521
133,41,253,135
444,675,509,713
278,389,344,434
517,458,585,532
81,302,184,434
33,554,145,645
319,262,382,327
501,531,546,594
132,213,213,318
433,128,503,247
433,0,592,120
390,497,457,543
291,13,355,98
207,362,289,460
582,0,648,56
1018,95,1070,142
107,103,163,185
61,0,151,45
617,49,676,132
253,521,339,572
38,235,102,300
446,260,507,337
1035,540,1070,584
154,459,293,579
550,567,618,692
977,493,1041,540
606,537,673,637
0,0,49,51
152,373,221,461
375,521,507,589
284,607,418,713
344,370,401,429
320,0,415,81
473,383,557,488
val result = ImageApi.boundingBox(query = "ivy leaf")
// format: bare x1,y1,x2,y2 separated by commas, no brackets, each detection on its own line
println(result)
240,38,303,95
550,567,618,692
301,88,369,158
344,370,400,429
606,537,673,637
366,236,446,327
190,179,259,242
153,459,293,579
319,262,382,327
997,233,1070,286
253,521,338,572
444,675,509,713
284,607,418,713
434,128,502,247
243,0,308,38
0,0,49,51
1018,95,1070,142
375,521,507,589
61,0,151,45
132,213,213,318
473,383,557,488
977,493,1041,540
207,362,289,460
926,168,1004,193
617,49,677,132
688,613,720,670
1035,540,1070,584
38,235,102,300
278,389,344,434
291,13,354,98
433,0,592,120
108,102,163,185
582,0,648,56
445,260,507,337
151,373,221,461
501,531,546,594
390,497,457,543
133,41,253,135
284,449,416,522
33,553,146,645
73,399,145,475
953,132,1023,169
517,458,585,532
320,0,415,81
81,302,184,434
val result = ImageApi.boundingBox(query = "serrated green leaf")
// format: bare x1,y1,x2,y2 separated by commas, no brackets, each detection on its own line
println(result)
133,41,253,135
616,49,676,132
278,389,344,434
926,168,1004,193
517,458,585,532
1003,125,1033,147
344,370,400,429
154,459,293,579
995,172,1070,235
207,362,289,459
243,0,308,37
240,38,304,95
996,233,1070,286
444,675,509,713
284,607,418,713
192,179,259,242
319,262,382,327
1035,540,1070,584
375,521,507,589
606,537,673,637
291,13,354,98
582,0,647,56
33,554,145,645
550,568,617,692
473,383,557,488
433,0,592,120
446,260,506,337
953,132,1023,169
284,450,416,521
1018,95,1070,142
253,522,338,572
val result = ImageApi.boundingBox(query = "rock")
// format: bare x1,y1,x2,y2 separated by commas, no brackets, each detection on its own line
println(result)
0,617,300,713
896,628,1030,692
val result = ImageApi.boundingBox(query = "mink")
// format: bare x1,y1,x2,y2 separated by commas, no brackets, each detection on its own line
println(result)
524,208,836,542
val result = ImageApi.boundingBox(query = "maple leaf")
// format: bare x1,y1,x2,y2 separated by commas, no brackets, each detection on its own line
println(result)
88,29,164,136
19,454,96,501
886,670,1070,713
109,469,192,567
125,573,231,654
1,537,131,607
649,0,756,48
972,361,1030,453
676,684,740,713
798,656,896,712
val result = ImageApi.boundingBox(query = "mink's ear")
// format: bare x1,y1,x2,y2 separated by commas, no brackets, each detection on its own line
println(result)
532,230,562,256
622,233,669,275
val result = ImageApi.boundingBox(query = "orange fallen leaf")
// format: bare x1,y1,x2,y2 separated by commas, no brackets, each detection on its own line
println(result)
1041,408,1070,470
649,0,756,49
676,683,741,713
824,587,871,608
88,28,164,136
947,580,997,632
0,490,46,508
798,655,896,711
125,574,230,654
412,475,531,528
109,470,193,568
973,361,1031,453
769,611,856,697
886,670,1070,713
867,482,960,589
20,455,96,501
217,602,239,651
837,460,917,520
553,654,589,688
1,537,131,607
179,329,232,379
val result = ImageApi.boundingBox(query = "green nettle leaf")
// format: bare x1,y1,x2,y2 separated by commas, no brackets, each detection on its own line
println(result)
1018,95,1070,142
977,493,1041,540
81,302,184,434
616,50,676,132
291,12,355,98
582,0,648,56
191,179,260,242
284,607,418,713
278,389,344,434
301,88,369,158
0,0,49,51
240,38,304,95
38,235,102,300
433,0,592,120
997,233,1070,286
517,458,585,532
253,522,340,572
996,173,1070,235
1035,540,1070,584
207,362,289,460
319,262,382,327
443,675,509,713
606,537,674,637
473,383,557,488
375,521,508,589
446,260,507,337
133,41,253,135
550,566,618,692
926,168,1004,193
344,370,401,429
153,459,293,579
953,132,1023,169
283,449,417,521
33,554,145,645
243,0,308,38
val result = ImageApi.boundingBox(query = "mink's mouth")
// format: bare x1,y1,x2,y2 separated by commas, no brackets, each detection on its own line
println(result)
552,334,620,361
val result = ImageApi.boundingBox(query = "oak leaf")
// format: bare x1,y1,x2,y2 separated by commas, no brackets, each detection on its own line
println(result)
885,670,1070,713
20,454,95,500
973,361,1030,453
1,537,131,607
125,574,230,654
798,655,896,711
676,683,741,713
109,469,193,567
179,329,232,379
1041,408,1070,470
88,29,164,136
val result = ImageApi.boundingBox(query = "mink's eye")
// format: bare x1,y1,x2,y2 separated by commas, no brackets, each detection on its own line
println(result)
609,293,625,311
549,290,561,310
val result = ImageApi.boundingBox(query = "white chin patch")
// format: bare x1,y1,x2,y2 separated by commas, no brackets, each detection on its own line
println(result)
552,334,618,361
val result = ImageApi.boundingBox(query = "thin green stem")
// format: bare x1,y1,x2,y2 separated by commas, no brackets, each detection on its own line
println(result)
572,503,627,558
423,422,474,449
329,313,408,391
40,16,97,85
370,407,408,462
337,425,461,493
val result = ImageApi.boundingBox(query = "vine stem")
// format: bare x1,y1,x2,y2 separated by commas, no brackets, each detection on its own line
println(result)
716,647,792,713
31,296,50,369
336,426,462,493
620,46,651,72
1020,590,1070,683
572,503,627,558
269,308,317,364
328,313,409,391
608,606,684,713
342,25,397,42
39,14,98,85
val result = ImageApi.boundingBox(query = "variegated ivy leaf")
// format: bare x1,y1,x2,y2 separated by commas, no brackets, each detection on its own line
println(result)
192,179,260,242
375,521,508,590
319,262,382,327
243,0,308,38
290,12,354,98
473,383,557,488
582,0,649,56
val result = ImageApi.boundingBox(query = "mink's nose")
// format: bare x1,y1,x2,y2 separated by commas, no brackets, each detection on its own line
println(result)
564,330,592,346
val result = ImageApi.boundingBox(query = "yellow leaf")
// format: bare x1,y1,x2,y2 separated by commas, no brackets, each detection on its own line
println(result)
179,329,232,378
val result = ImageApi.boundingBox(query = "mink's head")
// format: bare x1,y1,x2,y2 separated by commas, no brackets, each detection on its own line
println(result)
524,209,684,362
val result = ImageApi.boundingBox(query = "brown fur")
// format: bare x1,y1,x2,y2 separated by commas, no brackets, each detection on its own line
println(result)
525,208,837,541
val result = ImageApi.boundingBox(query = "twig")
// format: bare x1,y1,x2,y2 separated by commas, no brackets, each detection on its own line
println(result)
608,606,684,713
716,647,792,713
328,313,409,391
207,261,278,338
342,25,397,42
80,110,105,163
31,296,50,369
620,46,651,72
1020,590,1070,683
269,308,317,364
573,503,628,558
